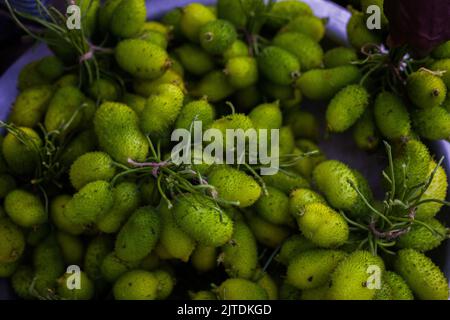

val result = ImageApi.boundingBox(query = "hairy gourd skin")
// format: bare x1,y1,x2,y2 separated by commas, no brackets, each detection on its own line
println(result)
347,10,382,50
208,166,262,208
60,130,97,168
216,278,268,300
287,110,320,141
50,195,84,235
173,194,233,247
0,218,25,263
392,140,431,195
326,84,369,132
70,152,116,190
248,102,282,130
115,39,169,80
397,218,447,252
110,0,146,38
225,57,258,89
174,44,215,76
289,188,326,218
280,15,326,42
217,0,247,29
84,235,114,281
199,19,237,54
266,0,313,30
5,190,47,228
257,46,300,86
56,231,84,265
313,160,360,213
297,203,349,248
245,212,290,248
416,161,448,220
407,70,447,109
223,40,249,61
412,106,450,140
191,71,234,102
323,47,357,68
64,181,114,225
175,99,215,130
374,91,411,140
115,206,161,262
2,127,42,175
94,102,149,165
327,250,385,300
191,245,217,272
287,249,347,290
97,182,142,234
222,220,258,279
140,84,184,139
383,271,414,300
277,234,317,265
353,109,380,151
101,252,139,282
273,32,324,71
114,270,159,300
57,271,94,300
159,204,196,262
395,249,449,300
11,266,35,299
297,65,361,101
180,3,217,42
9,85,53,127
263,170,310,195
254,186,291,225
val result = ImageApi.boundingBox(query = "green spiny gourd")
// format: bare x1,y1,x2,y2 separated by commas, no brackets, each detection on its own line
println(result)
133,69,186,97
101,252,140,282
216,0,247,29
88,78,120,102
412,106,450,140
248,102,282,130
56,231,84,265
191,245,218,273
84,235,114,281
254,270,278,300
64,180,114,225
374,91,411,140
277,234,317,265
222,219,258,279
173,194,233,247
407,70,447,109
432,40,450,59
353,109,380,151
174,44,215,76
280,15,326,42
180,3,217,42
383,271,414,300
153,268,175,299
278,126,296,156
2,127,42,175
191,70,235,102
394,249,449,300
115,206,161,262
430,59,450,88
0,174,16,199
263,170,310,195
224,56,258,89
223,40,249,61
266,0,313,30
121,93,147,114
257,46,301,86
69,152,116,190
11,266,35,299
208,166,262,208
287,249,347,290
323,47,358,68
50,195,84,235
327,250,385,300
273,32,324,71
347,9,382,50
286,110,320,141
140,83,184,139
113,270,159,300
4,190,47,228
97,182,142,234
60,129,97,168
115,39,170,80
0,218,25,263
245,211,290,248
216,278,268,300
199,19,237,54
0,260,19,278
158,204,196,262
94,102,149,164
56,271,95,300
109,0,146,38
254,186,292,226
297,65,361,101
415,161,448,220
326,84,369,133
397,218,447,252
289,188,326,218
297,203,349,248
175,99,215,131
9,85,53,128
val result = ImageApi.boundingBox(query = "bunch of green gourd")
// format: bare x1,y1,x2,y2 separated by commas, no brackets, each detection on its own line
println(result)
0,0,449,300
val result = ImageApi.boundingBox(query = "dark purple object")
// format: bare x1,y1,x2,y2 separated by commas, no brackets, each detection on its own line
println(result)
384,0,450,53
